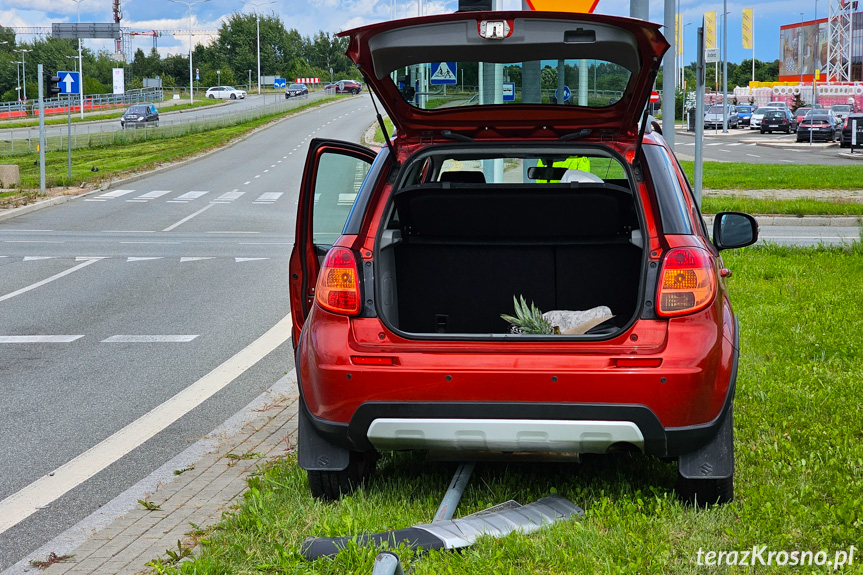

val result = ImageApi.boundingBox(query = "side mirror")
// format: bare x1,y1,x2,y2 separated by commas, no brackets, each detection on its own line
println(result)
713,212,759,250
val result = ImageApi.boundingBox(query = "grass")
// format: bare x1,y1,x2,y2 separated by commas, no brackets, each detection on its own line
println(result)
680,161,863,191
702,196,863,216
147,243,863,574
1,97,336,191
373,117,395,143
0,98,220,129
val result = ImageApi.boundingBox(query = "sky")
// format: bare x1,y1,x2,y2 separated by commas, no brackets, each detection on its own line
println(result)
1,0,827,65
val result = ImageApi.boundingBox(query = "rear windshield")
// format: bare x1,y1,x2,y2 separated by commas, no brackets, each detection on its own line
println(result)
832,105,851,112
707,105,724,114
127,106,148,114
396,58,631,110
764,111,784,117
289,84,304,89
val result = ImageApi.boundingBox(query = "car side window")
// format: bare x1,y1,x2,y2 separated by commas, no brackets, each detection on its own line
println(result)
312,153,372,245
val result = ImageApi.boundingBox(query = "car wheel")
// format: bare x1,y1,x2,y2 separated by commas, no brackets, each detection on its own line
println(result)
285,94,290,99
760,128,765,134
307,450,378,500
230,93,236,100
208,94,214,99
351,88,359,95
676,473,734,507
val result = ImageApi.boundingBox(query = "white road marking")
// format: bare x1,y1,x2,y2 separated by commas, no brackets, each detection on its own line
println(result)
180,257,215,262
214,191,244,202
780,159,795,163
236,257,269,262
205,231,259,234
22,256,54,261
243,181,251,185
254,175,261,179
102,335,199,343
127,257,163,262
83,199,107,202
5,241,63,244
727,142,743,146
0,335,84,343
746,153,760,158
135,190,172,200
103,230,155,233
12,229,53,232
263,169,269,173
120,241,179,245
173,191,209,201
706,142,723,146
255,192,282,202
0,313,293,536
97,189,136,199
0,258,101,303
75,257,107,262
270,164,276,168
126,200,148,203
162,204,215,232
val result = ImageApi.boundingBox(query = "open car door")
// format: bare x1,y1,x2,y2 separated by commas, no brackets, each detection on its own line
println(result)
289,138,376,347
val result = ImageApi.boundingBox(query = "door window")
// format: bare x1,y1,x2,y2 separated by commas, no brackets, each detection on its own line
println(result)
312,152,372,245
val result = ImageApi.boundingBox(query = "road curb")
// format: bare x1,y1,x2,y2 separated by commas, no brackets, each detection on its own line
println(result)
0,191,93,223
703,214,862,228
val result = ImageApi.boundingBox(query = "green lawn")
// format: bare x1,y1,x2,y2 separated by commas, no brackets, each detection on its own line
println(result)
146,244,863,575
1,97,335,191
680,161,863,191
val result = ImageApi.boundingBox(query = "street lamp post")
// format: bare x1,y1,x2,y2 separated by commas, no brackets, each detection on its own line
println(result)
14,49,30,101
72,0,86,118
243,0,274,96
217,69,221,85
169,0,211,104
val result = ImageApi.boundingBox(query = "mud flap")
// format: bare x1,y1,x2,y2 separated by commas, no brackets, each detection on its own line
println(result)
298,400,350,472
678,408,734,480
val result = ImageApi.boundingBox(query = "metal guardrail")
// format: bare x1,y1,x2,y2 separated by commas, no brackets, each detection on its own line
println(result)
0,88,165,120
0,91,326,157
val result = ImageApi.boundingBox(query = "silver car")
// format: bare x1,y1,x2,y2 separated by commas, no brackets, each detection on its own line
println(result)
704,104,739,129
205,85,247,100
830,104,854,124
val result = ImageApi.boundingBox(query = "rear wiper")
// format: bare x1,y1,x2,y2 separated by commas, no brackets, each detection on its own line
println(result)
559,129,591,141
441,129,473,142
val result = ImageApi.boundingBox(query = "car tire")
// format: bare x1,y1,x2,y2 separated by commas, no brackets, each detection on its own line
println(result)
208,94,214,99
230,93,236,100
351,88,359,95
307,450,378,500
760,128,765,134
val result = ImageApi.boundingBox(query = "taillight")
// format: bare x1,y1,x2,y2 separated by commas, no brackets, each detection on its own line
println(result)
315,247,361,315
844,117,849,129
656,248,717,317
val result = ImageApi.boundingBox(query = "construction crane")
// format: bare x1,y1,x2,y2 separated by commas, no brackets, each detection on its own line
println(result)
825,0,857,83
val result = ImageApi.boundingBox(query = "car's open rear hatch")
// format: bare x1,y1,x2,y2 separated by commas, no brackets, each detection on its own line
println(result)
339,11,669,142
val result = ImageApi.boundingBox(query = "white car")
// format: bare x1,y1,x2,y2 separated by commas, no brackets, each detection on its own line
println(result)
751,102,788,129
205,86,247,100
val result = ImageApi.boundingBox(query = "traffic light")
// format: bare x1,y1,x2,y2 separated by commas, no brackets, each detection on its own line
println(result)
44,73,61,97
457,0,493,11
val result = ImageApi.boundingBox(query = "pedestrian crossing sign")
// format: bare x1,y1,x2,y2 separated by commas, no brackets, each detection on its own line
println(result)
430,62,457,85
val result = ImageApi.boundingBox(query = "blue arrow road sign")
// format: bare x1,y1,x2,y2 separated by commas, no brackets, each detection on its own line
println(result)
274,78,286,89
554,85,571,103
430,62,457,85
58,71,80,95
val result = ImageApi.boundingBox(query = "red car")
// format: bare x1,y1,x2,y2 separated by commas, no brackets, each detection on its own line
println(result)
290,11,758,506
324,79,362,94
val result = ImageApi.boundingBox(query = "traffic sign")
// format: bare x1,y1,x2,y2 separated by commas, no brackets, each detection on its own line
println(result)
554,85,571,102
274,78,286,89
650,91,660,103
705,48,719,63
502,82,515,102
58,71,80,95
430,62,457,85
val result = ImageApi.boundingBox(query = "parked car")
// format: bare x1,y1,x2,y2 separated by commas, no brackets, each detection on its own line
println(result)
830,104,854,124
205,85,247,100
704,104,739,129
750,106,768,129
120,103,159,128
797,110,840,142
839,112,863,148
291,11,758,507
323,79,362,94
285,83,309,98
794,107,812,125
760,109,797,133
736,104,754,126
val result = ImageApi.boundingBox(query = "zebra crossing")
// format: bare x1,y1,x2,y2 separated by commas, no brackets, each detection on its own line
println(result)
85,189,287,205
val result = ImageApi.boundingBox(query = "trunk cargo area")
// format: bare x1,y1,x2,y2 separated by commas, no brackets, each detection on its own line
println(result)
377,183,644,335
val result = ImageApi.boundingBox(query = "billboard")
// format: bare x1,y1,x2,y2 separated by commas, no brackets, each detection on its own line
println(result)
704,12,716,51
742,8,753,50
779,21,827,79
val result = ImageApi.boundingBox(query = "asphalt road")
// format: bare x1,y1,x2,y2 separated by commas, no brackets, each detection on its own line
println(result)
673,127,861,165
0,94,374,570
1,92,327,144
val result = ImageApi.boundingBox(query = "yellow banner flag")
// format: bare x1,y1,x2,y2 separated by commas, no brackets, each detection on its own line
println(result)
676,13,682,55
705,11,716,50
742,8,753,50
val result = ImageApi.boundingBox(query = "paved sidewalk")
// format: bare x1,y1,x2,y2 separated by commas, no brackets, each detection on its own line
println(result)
33,375,299,575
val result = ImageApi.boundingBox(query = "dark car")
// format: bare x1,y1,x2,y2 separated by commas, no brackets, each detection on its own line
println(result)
120,104,159,128
839,113,863,147
292,11,758,507
797,111,839,142
324,79,362,94
736,104,754,126
760,109,796,133
285,83,309,98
